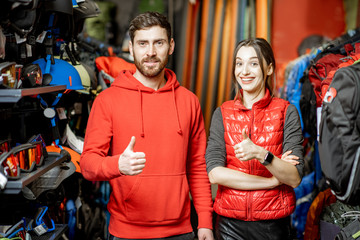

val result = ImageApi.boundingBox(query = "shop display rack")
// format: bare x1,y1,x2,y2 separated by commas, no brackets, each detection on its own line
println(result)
30,224,68,240
0,81,71,240
0,85,66,103
1,152,67,194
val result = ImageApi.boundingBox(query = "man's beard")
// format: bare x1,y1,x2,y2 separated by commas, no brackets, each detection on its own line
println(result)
133,54,169,78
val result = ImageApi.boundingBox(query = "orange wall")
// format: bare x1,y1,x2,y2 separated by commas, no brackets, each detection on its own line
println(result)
271,0,346,66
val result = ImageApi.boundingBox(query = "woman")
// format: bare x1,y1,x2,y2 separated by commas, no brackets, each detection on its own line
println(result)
205,38,304,240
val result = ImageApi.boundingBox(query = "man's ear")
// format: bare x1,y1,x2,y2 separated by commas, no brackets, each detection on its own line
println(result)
266,63,273,76
129,40,134,57
169,38,175,55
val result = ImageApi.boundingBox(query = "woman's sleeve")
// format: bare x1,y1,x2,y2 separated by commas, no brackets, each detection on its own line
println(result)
283,104,305,178
205,107,227,174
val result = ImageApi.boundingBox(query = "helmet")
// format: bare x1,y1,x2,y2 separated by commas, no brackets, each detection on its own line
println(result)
32,58,84,90
72,62,98,94
43,0,73,15
81,61,97,90
73,0,101,37
21,63,42,88
73,0,100,21
73,63,90,93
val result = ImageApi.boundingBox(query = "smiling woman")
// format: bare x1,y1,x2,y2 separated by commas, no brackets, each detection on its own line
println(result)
234,46,269,106
205,38,304,240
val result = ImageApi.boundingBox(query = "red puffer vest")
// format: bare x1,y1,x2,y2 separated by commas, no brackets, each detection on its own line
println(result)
214,89,296,221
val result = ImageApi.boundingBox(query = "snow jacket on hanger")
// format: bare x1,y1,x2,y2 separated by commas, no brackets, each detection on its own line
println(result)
80,69,213,238
214,89,296,221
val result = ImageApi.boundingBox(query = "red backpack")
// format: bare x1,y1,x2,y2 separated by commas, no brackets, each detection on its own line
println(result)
308,43,354,107
321,43,360,98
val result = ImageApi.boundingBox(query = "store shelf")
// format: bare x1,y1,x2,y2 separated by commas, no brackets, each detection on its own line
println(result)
30,224,68,240
0,85,66,103
1,152,67,194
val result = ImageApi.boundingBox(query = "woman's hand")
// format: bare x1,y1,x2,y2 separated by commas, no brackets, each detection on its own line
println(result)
281,150,300,166
233,129,263,161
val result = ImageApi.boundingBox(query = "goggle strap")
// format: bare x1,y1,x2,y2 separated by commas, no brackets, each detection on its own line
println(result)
47,219,55,231
3,220,25,237
7,227,25,238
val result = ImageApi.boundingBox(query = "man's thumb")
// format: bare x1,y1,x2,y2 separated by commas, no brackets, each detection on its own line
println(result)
127,136,136,151
242,129,249,140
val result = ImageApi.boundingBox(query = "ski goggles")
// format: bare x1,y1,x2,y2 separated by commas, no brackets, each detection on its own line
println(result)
0,142,44,179
0,151,20,180
0,219,27,240
0,140,11,155
33,206,55,235
27,134,46,149
0,62,17,88
27,134,48,163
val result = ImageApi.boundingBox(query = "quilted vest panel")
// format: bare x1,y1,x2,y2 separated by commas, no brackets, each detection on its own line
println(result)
214,94,296,221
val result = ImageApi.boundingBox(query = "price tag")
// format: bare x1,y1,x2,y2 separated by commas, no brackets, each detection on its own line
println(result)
34,223,48,236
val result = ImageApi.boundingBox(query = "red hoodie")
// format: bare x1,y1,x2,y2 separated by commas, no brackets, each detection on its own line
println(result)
80,69,213,238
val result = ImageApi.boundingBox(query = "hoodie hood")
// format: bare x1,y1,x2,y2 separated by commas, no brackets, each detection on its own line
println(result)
111,68,180,92
111,68,183,137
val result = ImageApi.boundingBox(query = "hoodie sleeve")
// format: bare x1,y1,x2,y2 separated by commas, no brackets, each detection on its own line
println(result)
186,99,214,230
80,93,122,181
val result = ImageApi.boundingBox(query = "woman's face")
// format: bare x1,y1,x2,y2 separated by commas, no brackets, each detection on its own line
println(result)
234,46,267,95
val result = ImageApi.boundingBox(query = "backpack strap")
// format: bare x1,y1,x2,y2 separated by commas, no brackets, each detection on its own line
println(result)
335,219,360,240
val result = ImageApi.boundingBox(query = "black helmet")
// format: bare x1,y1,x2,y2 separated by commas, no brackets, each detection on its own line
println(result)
73,0,100,21
43,0,73,15
21,63,43,88
72,0,100,36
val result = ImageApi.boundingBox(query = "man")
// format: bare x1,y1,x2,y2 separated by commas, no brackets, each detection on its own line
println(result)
80,11,214,240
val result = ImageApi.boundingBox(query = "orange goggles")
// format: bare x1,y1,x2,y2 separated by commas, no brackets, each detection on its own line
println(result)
0,151,20,179
0,139,11,154
0,142,44,179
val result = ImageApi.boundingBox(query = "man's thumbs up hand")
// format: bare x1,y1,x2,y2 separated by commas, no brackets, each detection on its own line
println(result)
126,136,136,151
119,136,146,175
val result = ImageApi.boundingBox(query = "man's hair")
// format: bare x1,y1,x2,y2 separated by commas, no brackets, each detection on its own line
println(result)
129,11,171,43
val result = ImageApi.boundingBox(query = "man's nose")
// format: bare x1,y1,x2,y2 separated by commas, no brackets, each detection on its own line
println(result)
146,45,156,56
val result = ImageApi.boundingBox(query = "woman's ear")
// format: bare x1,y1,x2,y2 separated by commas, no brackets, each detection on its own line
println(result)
266,63,274,76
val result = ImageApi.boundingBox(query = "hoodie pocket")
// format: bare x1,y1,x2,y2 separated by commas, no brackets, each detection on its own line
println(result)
124,174,190,223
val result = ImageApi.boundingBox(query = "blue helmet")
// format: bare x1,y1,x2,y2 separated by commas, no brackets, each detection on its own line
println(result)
33,58,84,90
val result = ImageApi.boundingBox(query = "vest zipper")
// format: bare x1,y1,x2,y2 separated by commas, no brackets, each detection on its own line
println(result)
248,108,255,220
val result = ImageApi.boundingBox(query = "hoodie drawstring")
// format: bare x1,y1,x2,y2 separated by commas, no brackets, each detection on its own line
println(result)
172,85,183,135
137,87,145,137
136,85,183,137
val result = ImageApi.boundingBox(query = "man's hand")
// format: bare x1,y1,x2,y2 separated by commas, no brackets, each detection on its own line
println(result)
197,228,214,240
118,136,146,175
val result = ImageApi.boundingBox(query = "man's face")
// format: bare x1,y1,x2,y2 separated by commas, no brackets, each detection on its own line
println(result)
129,26,174,78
